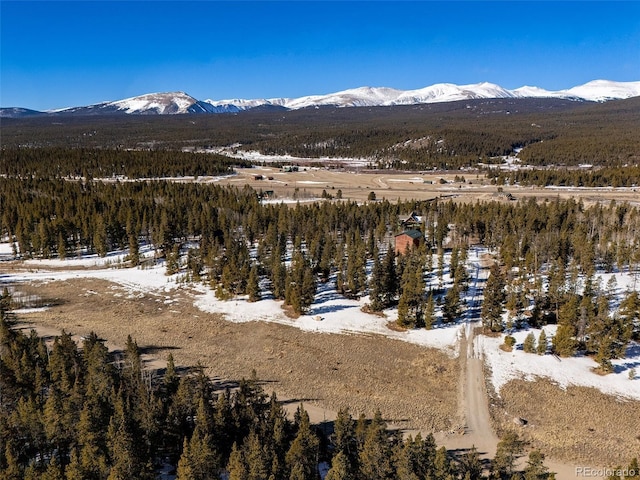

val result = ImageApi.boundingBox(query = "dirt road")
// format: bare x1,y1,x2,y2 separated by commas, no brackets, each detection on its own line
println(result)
434,252,584,479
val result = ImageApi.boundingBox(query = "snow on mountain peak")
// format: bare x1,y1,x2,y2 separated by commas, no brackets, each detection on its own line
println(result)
7,80,639,118
109,92,198,114
562,80,640,102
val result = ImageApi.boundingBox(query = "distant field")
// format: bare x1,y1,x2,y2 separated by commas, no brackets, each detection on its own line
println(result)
216,166,640,206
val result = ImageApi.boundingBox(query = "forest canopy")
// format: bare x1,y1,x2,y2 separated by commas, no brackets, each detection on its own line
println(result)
2,96,639,170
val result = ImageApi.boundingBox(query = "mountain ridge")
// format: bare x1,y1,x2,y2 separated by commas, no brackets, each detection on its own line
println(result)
2,80,639,118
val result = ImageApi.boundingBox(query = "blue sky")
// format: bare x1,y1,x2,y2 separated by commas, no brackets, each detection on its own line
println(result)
1,1,639,110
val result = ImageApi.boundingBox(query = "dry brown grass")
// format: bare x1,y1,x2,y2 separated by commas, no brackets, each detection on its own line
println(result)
12,277,458,432
218,167,640,206
488,378,640,468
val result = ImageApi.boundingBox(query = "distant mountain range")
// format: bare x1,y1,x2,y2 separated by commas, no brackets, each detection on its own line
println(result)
2,80,639,118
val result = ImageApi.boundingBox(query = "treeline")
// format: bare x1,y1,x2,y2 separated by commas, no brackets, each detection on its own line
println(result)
0,147,251,179
1,305,558,480
4,179,640,268
3,96,639,170
490,166,640,188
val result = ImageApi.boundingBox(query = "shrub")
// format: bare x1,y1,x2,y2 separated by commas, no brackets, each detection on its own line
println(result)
501,335,516,352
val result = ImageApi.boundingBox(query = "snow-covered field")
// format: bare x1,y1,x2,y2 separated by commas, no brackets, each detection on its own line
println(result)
2,242,639,400
478,326,640,401
194,277,462,356
214,149,373,168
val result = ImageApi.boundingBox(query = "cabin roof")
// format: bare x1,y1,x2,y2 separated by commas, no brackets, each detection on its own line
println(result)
395,229,423,240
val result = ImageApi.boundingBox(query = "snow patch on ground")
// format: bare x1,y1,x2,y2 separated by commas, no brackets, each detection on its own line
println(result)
479,326,640,400
3,258,179,295
386,177,425,183
194,276,461,356
217,150,373,168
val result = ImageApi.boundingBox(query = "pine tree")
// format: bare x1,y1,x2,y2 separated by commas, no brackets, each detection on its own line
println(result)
94,214,108,257
164,353,179,398
245,430,270,480
369,253,385,311
458,445,483,480
177,437,195,480
588,295,630,366
619,291,639,341
397,255,426,329
537,330,547,355
442,283,461,324
325,451,354,480
434,446,454,480
424,293,435,330
286,251,316,315
523,332,536,353
300,267,317,313
594,336,615,374
106,391,148,480
557,294,579,336
523,450,549,480
285,407,319,480
381,246,398,308
271,258,287,300
247,265,261,302
333,407,356,465
166,243,180,275
57,231,67,260
64,448,84,480
552,323,577,357
547,257,566,321
482,263,506,332
227,442,248,480
492,431,524,479
345,235,367,298
2,443,23,480
44,387,73,466
187,397,219,479
359,410,393,480
128,232,140,267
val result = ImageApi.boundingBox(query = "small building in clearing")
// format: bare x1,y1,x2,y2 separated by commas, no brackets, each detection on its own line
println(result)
394,229,423,255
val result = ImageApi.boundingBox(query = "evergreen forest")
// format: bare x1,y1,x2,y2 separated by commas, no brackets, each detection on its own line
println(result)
1,173,639,370
2,96,639,171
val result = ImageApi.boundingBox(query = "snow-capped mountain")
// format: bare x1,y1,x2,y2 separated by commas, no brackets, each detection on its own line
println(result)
2,80,639,118
561,80,640,102
50,92,239,115
109,92,197,114
209,80,640,111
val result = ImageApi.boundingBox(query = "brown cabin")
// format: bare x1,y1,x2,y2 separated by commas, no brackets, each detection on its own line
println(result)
394,229,423,255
